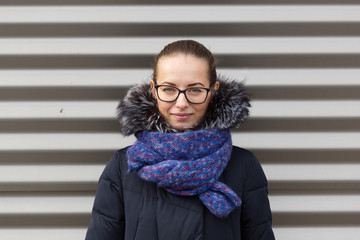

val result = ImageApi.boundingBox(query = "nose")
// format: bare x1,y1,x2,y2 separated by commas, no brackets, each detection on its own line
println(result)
175,92,189,108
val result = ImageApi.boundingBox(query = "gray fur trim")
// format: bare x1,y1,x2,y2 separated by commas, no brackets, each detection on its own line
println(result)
117,77,250,136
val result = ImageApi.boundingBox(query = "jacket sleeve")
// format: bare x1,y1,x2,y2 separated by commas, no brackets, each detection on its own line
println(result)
85,151,125,240
241,153,275,240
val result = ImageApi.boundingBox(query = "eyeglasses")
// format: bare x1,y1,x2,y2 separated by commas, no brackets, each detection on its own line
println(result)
154,85,211,104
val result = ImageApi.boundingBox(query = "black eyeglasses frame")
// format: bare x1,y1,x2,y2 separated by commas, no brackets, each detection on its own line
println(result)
154,85,211,104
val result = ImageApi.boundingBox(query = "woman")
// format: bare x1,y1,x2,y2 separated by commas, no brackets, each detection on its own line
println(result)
86,40,275,240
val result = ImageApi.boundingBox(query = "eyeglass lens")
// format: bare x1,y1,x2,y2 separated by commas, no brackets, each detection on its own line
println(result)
157,86,208,103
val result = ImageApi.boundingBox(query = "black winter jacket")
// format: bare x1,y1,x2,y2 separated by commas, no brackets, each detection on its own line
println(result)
86,79,275,239
85,146,274,240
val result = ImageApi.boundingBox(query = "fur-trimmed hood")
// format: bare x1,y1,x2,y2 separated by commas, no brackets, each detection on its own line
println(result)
117,77,250,136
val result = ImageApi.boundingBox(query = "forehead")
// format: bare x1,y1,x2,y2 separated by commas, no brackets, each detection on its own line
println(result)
156,54,210,86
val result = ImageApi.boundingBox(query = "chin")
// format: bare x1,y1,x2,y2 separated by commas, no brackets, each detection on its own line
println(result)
170,122,195,131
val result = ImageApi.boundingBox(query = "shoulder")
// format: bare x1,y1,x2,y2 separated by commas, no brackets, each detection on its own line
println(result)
231,145,256,159
113,146,130,160
104,146,146,192
228,146,259,170
223,146,267,192
100,146,131,184
229,146,266,177
109,146,131,167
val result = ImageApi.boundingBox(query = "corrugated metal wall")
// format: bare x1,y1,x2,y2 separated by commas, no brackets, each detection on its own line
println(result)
1,1,360,239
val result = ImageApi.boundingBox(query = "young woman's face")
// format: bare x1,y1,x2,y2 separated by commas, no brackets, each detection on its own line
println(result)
151,54,219,131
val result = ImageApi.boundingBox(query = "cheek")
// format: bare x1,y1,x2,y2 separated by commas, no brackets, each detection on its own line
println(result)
156,100,171,115
194,101,210,117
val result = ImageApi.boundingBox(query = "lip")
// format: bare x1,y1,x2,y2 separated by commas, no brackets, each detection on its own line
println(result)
172,113,193,120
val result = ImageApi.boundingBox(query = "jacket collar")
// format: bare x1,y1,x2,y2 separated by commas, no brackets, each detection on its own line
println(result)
117,77,250,136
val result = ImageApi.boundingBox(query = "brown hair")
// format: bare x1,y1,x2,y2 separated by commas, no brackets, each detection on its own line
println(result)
152,40,217,87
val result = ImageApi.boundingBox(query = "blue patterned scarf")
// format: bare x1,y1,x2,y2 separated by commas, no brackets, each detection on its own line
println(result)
127,129,241,218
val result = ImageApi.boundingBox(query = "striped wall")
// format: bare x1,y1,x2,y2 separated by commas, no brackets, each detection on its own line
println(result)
1,1,360,239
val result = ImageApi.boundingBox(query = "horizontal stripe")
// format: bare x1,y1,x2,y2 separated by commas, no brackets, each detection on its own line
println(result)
2,23,360,37
0,37,360,54
251,100,360,118
1,132,360,150
0,0,357,5
0,6,360,23
270,195,360,212
2,179,360,194
0,227,359,240
2,132,360,150
0,165,105,182
0,196,93,214
0,228,86,240
1,118,359,133
1,194,360,214
274,227,360,240
1,86,359,101
220,68,360,86
1,68,360,87
0,101,119,119
233,132,360,149
0,162,360,182
1,101,359,119
264,163,360,181
0,69,150,86
1,54,360,68
1,149,359,165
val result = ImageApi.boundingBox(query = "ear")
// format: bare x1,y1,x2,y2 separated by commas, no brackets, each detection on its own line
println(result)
210,81,219,98
213,81,220,91
150,80,157,99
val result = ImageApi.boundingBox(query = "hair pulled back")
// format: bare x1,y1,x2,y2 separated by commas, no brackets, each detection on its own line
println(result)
153,40,217,87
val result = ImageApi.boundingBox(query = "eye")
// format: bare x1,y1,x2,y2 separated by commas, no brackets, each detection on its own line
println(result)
160,86,176,93
188,88,204,94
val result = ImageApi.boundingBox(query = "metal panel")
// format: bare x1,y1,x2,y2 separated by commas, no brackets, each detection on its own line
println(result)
1,6,360,23
1,37,360,54
0,2,359,240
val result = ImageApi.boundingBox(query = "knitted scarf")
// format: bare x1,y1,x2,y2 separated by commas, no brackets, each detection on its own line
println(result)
127,128,242,218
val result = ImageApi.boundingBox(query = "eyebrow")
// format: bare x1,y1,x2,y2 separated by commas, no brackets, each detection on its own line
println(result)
161,82,176,86
188,82,205,87
161,82,205,87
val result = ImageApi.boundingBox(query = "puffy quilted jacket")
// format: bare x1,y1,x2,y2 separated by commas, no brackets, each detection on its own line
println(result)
85,146,275,240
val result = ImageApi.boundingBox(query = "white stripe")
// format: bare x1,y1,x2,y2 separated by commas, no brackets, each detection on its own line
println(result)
1,101,360,119
270,195,360,212
274,227,360,240
0,165,105,182
219,68,360,86
263,163,360,181
0,194,359,214
251,100,360,118
1,37,360,54
232,132,360,149
0,133,133,150
0,101,119,119
0,196,94,214
0,69,151,87
0,228,87,240
1,163,360,182
1,162,359,182
1,132,360,150
0,227,358,240
0,163,359,183
0,6,360,23
1,69,360,87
